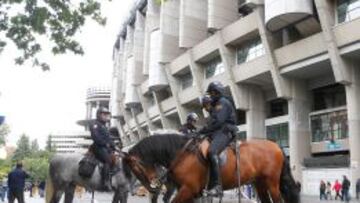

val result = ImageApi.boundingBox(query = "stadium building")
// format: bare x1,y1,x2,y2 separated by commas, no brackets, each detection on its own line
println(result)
110,0,360,196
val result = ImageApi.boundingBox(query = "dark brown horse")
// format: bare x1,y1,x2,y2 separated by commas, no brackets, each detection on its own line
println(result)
123,134,300,203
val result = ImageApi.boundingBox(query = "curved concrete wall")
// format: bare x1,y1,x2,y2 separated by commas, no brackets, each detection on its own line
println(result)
124,56,140,107
265,0,313,32
208,0,238,30
134,11,146,84
159,0,183,62
179,0,208,48
148,29,168,90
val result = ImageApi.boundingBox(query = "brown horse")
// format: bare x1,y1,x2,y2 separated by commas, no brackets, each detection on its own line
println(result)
168,138,300,203
123,134,300,203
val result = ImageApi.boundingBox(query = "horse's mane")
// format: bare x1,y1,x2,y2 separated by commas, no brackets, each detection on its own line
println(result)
129,134,188,167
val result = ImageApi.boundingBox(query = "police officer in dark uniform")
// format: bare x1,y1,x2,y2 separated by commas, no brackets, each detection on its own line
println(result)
90,107,115,191
179,112,199,135
8,162,29,203
198,81,237,197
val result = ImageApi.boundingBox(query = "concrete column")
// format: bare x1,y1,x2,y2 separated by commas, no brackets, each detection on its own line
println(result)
164,65,189,124
119,102,135,141
288,80,311,182
314,0,351,84
86,102,92,120
130,108,147,140
217,32,250,109
152,91,171,129
187,50,205,95
136,87,156,132
255,7,292,98
246,85,266,139
345,65,360,195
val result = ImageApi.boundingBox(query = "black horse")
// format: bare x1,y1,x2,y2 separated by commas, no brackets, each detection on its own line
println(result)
124,134,189,203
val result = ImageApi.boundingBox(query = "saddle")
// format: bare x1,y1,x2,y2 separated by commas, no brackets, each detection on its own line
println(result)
78,145,118,179
182,137,238,167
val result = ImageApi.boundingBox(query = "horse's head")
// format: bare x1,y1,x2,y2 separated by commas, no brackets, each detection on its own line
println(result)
122,153,160,193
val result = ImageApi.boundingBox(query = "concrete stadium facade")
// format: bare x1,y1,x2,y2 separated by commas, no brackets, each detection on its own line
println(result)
110,0,360,196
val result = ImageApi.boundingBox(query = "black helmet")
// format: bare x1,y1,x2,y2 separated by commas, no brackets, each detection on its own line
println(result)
201,95,212,106
206,81,224,95
96,107,110,118
187,112,199,122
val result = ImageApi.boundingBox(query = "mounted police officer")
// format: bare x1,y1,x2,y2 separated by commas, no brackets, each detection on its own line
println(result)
198,81,237,197
179,112,199,135
90,107,115,191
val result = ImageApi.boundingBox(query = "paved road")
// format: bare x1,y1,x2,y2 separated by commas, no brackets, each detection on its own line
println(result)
22,192,360,203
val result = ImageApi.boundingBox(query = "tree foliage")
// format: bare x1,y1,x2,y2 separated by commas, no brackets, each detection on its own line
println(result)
30,138,39,153
0,123,10,146
12,133,31,161
0,0,107,70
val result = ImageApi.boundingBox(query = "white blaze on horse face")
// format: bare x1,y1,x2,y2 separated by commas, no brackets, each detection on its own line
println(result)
150,178,161,189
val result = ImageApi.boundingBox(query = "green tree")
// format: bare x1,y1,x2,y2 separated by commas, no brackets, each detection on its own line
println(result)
23,156,49,181
0,0,108,70
30,139,39,154
0,123,10,146
12,134,31,161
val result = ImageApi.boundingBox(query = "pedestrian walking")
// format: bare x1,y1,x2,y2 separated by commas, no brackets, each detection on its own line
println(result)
356,178,360,200
333,179,342,200
38,181,45,198
0,183,5,202
342,175,351,203
320,180,326,200
326,181,332,200
7,162,30,203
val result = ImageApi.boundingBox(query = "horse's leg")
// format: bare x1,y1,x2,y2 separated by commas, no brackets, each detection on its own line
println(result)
64,184,76,203
119,191,128,203
267,180,281,203
171,186,194,203
149,191,159,203
163,182,176,203
112,190,121,203
50,190,64,203
254,182,271,203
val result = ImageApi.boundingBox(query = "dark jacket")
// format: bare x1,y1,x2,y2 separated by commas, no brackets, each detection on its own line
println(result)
342,178,351,191
356,179,360,191
199,97,236,134
90,120,113,147
179,123,197,135
8,168,29,191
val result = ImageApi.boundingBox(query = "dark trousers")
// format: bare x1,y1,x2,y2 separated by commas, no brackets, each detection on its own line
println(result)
8,190,24,203
320,191,326,200
93,146,113,185
208,130,232,188
208,130,232,156
342,189,350,202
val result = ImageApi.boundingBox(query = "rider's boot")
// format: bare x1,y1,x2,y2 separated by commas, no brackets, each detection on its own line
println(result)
207,154,223,197
102,163,112,191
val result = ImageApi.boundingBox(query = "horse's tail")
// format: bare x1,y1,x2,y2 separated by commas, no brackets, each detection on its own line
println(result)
45,174,54,203
279,150,300,203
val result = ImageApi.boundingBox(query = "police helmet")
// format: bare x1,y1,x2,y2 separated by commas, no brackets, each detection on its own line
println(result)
187,112,199,122
206,81,225,95
96,107,111,118
201,95,212,106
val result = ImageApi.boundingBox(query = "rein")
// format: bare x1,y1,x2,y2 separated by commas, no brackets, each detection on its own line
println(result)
156,135,207,187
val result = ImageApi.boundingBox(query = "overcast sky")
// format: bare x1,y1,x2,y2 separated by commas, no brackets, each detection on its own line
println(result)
0,0,133,148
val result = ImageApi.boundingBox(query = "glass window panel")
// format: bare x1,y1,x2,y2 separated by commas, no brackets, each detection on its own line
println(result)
311,110,348,142
266,123,289,148
236,37,265,65
337,0,360,23
205,57,224,78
